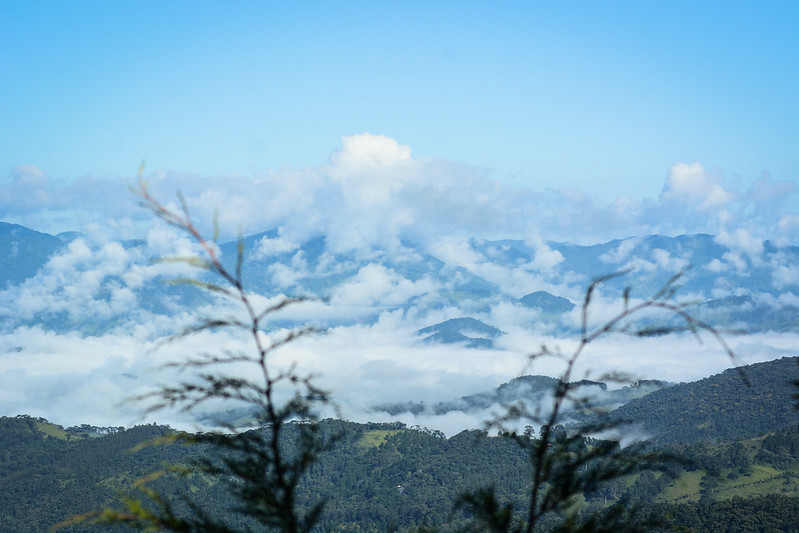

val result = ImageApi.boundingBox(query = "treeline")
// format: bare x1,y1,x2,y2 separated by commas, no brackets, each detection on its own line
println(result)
657,495,799,533
2,416,799,532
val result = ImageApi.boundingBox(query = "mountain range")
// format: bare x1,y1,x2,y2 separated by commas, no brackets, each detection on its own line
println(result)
2,221,799,337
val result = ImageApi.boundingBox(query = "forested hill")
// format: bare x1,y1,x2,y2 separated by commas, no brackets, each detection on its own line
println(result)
611,356,799,444
1,357,798,531
0,416,183,532
3,415,799,532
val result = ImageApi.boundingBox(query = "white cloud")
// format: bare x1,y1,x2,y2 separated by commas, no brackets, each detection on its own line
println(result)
600,238,639,264
0,296,795,434
253,233,299,258
777,292,799,307
525,232,565,272
716,228,764,257
330,133,412,174
330,264,435,307
706,258,727,273
0,165,52,213
776,215,799,246
773,264,799,289
268,259,308,290
4,137,799,252
651,248,689,272
428,237,483,269
660,162,733,210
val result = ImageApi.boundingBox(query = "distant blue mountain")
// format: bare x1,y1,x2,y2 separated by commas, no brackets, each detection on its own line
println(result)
373,373,671,417
518,291,575,314
418,317,505,349
0,222,66,290
2,223,799,336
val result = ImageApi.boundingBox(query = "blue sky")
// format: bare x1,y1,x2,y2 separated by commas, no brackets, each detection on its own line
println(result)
2,1,797,203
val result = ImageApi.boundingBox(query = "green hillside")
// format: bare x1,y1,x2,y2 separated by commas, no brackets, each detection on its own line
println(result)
611,356,799,444
1,358,799,531
0,416,197,533
1,421,799,531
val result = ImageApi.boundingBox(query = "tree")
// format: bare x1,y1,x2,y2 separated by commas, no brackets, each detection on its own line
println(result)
61,176,332,532
455,270,741,532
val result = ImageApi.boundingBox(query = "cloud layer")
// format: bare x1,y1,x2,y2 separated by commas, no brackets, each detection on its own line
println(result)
1,134,798,433
3,134,798,248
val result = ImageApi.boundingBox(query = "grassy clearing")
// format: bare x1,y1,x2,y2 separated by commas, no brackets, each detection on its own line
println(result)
357,429,403,448
658,463,799,503
714,465,799,500
658,470,704,503
34,420,69,440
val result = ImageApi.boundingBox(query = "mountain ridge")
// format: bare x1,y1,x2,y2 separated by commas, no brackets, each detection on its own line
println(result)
2,223,799,336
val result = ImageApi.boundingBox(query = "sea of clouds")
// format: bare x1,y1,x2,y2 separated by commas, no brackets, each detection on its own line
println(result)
1,134,798,434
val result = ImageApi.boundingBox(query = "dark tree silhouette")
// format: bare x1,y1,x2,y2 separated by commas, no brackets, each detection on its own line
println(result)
60,176,332,532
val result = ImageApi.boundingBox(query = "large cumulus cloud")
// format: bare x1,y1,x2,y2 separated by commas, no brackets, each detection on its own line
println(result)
4,134,797,251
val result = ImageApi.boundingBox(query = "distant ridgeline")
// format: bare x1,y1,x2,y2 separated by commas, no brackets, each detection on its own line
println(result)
373,373,668,417
3,221,799,335
417,317,506,349
373,357,799,447
0,222,74,290
1,358,799,532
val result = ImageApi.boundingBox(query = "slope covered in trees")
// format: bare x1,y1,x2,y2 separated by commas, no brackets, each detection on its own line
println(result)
611,357,799,444
1,357,798,532
0,416,193,532
657,495,799,533
2,418,799,532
